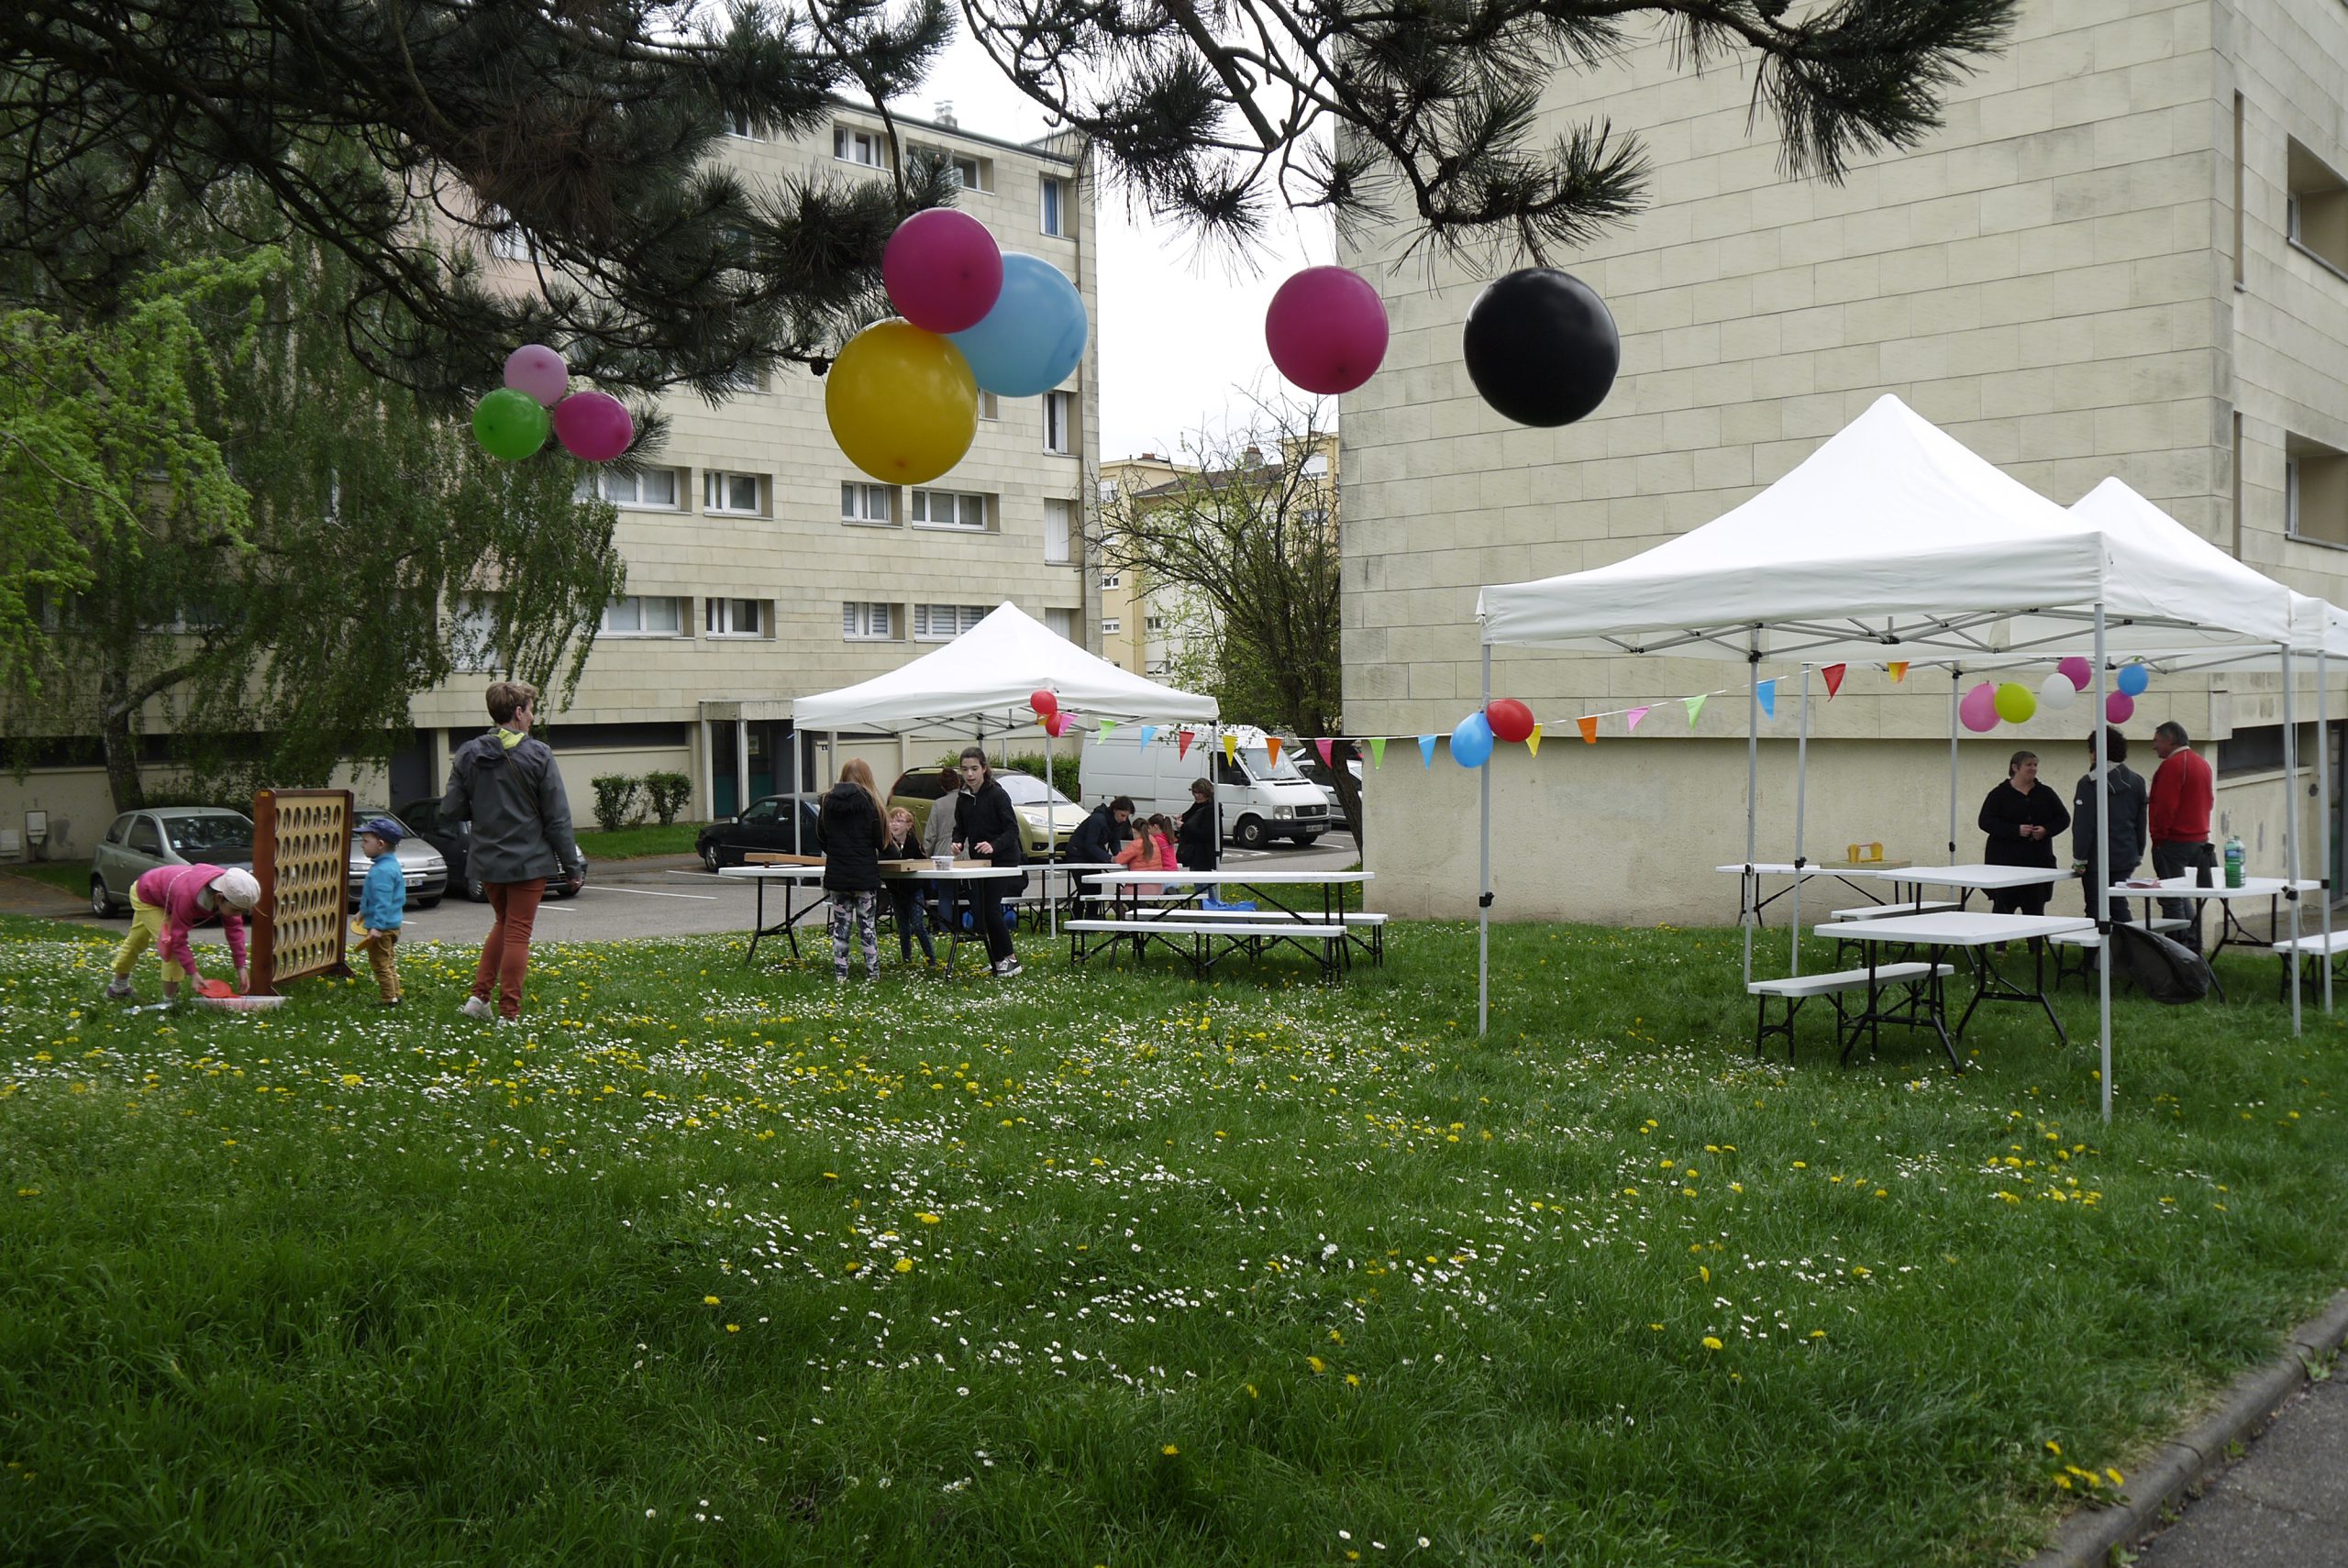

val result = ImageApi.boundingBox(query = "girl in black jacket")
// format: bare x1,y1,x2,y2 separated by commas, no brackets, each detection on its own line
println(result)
1177,778,1219,872
818,759,888,979
951,747,1026,976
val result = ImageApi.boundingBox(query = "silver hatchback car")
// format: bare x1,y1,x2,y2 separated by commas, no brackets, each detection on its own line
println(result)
88,807,257,917
346,809,449,909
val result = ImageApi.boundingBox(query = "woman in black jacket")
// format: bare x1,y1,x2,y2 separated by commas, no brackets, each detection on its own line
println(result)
1979,749,2072,916
1177,777,1219,872
950,746,1026,977
817,758,888,979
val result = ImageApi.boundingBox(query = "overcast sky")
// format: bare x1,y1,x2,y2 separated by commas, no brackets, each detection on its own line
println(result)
896,28,1333,462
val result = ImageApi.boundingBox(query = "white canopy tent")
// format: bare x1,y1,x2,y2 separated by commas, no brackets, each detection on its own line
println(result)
1475,395,2305,1118
789,602,1219,936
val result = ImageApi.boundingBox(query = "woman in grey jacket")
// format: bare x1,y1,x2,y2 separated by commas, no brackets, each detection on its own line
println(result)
439,680,585,1021
2070,725,2149,922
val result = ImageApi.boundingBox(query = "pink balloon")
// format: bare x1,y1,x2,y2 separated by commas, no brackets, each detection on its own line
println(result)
884,209,1004,335
503,344,570,406
553,391,634,463
1265,266,1389,395
1959,681,2000,733
2105,691,2135,723
2057,656,2093,691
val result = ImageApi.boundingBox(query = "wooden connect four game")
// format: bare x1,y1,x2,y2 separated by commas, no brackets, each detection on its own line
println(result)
250,789,352,995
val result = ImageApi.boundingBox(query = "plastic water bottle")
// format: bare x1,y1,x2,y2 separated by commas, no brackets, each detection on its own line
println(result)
2223,834,2245,889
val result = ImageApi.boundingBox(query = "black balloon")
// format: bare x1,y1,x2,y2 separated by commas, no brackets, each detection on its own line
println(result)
1461,268,1620,427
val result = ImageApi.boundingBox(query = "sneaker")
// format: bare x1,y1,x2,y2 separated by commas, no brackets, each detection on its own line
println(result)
105,977,133,1000
995,957,1024,977
459,995,493,1021
378,997,402,1008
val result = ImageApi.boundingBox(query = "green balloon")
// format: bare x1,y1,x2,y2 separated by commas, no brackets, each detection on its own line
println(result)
1993,682,2037,724
472,387,551,460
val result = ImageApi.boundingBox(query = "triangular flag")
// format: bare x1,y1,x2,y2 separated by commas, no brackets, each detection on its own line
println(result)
1223,733,1237,764
1526,723,1544,756
1625,706,1650,732
1314,737,1334,767
1099,719,1116,743
1685,693,1708,727
1368,736,1387,768
1177,728,1195,759
1822,664,1846,700
1887,661,1909,683
1138,724,1157,748
1577,715,1599,745
1757,679,1777,719
1265,736,1283,768
1418,734,1437,767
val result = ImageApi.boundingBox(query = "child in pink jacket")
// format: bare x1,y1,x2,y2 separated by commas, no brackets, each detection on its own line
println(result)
105,863,260,1001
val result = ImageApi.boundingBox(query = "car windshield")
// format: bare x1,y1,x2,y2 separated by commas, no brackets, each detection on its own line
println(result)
165,813,253,854
996,773,1075,808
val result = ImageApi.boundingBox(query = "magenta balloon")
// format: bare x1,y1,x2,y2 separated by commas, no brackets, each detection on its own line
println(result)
1959,682,2000,733
884,209,1005,335
503,344,570,406
2057,655,2093,691
2105,691,2136,723
553,391,635,463
1265,266,1389,395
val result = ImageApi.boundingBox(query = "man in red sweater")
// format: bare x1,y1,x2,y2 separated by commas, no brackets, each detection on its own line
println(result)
2149,721,2216,937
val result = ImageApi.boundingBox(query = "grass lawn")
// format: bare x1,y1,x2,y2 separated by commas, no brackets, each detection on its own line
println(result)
574,822,706,861
4,861,91,900
2,912,2342,1566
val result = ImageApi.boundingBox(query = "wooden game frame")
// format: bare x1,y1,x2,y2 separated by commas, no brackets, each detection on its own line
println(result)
250,788,353,995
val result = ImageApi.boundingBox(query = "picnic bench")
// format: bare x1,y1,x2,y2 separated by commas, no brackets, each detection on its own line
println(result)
1072,869,1381,978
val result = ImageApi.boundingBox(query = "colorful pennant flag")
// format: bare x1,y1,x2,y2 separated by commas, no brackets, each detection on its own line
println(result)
1222,733,1237,764
1177,728,1195,759
1098,719,1116,743
1314,737,1334,767
1266,736,1284,768
1685,693,1708,727
1822,663,1846,700
1526,723,1544,756
1418,734,1437,767
1577,715,1599,745
1625,706,1651,732
1138,724,1157,748
1887,661,1909,683
1368,736,1387,768
1757,679,1777,719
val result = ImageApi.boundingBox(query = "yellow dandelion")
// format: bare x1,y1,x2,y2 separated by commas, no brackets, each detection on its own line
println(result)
1307,1355,1326,1374
1161,1443,1179,1456
703,1295,721,1306
1701,1336,1723,1352
725,1324,740,1333
893,1258,914,1273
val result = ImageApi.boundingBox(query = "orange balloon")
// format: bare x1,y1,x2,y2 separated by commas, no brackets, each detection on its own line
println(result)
825,320,978,485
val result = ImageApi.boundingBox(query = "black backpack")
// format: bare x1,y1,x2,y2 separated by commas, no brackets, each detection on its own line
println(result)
2108,923,2213,1005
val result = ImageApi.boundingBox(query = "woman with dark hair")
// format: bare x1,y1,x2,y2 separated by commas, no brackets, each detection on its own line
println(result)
1979,748,2071,917
951,745,1026,977
1177,778,1219,873
2069,726,2148,921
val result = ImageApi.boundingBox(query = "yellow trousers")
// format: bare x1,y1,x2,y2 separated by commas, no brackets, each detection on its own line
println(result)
112,893,188,983
354,926,401,1001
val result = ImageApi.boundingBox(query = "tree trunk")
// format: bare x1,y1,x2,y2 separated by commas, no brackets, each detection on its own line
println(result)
98,666,146,812
1331,737,1365,851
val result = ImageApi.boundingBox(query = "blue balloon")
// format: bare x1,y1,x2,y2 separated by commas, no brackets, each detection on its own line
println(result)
947,253,1088,396
1450,712,1495,768
2116,663,2150,697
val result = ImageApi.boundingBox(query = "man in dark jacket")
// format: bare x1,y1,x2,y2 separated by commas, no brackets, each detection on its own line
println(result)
440,680,585,1022
1177,778,1220,873
2069,725,2148,923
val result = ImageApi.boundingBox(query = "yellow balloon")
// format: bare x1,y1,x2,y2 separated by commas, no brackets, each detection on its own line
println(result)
825,320,978,485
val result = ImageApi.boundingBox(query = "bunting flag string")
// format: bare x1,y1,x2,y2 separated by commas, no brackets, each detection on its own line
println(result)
1177,728,1195,759
1577,715,1599,745
1314,737,1335,767
1265,735,1284,768
1887,661,1909,682
1222,733,1238,764
1098,719,1117,743
1685,693,1708,726
1138,724,1157,748
1418,734,1437,767
1368,736,1387,768
1526,723,1543,756
1756,679,1777,719
1625,705,1650,732
1822,663,1846,700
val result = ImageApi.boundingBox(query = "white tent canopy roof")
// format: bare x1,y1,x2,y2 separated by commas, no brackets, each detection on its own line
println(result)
1477,394,2297,661
791,601,1219,735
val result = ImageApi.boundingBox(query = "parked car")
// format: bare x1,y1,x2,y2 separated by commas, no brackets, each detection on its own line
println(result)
393,795,586,902
88,806,256,918
886,768,1078,856
347,808,449,909
695,795,823,869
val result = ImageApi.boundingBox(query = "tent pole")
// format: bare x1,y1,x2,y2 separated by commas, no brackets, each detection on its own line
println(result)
2285,647,2302,1037
1478,645,1491,1039
1046,717,1058,941
2094,612,2111,1123
1744,635,1760,989
1948,667,1961,863
2322,646,2334,1014
1790,664,1811,977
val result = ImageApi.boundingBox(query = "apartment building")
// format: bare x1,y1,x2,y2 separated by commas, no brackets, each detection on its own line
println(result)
1337,0,2348,922
1,105,1097,857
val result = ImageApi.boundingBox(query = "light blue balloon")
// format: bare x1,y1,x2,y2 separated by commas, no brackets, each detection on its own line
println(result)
2116,663,2150,697
947,253,1088,396
1450,712,1495,768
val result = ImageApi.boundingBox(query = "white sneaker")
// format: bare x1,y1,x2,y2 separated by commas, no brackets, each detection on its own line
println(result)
104,977,133,1000
995,957,1024,977
459,995,493,1021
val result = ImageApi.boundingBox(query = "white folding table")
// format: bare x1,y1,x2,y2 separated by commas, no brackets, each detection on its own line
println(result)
2105,876,2322,955
1817,911,2091,1071
721,862,1024,973
1079,868,1380,973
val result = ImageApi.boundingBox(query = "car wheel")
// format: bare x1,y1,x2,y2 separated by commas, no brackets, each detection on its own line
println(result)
1295,835,1321,848
701,843,721,871
416,896,442,911
466,875,487,902
90,877,119,918
1233,816,1267,850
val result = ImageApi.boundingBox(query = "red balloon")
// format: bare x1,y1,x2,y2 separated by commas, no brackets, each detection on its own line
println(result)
1485,697,1536,745
552,390,635,462
2105,691,2135,723
1043,712,1068,737
1265,266,1390,395
1031,689,1058,717
883,209,1005,335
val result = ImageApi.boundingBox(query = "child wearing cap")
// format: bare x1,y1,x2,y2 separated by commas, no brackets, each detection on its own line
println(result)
105,862,259,1002
353,816,407,1006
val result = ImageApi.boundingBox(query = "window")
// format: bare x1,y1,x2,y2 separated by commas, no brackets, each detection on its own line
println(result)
2287,138,2348,278
1099,571,1121,590
911,603,987,641
705,597,768,637
952,153,990,192
601,595,688,636
1045,607,1077,642
840,481,896,525
1301,451,1330,477
478,204,529,261
1040,175,1067,237
835,124,885,168
128,817,163,856
2286,436,2348,547
1101,617,1122,635
1044,497,1074,563
577,468,681,509
910,488,988,530
1145,615,1165,632
448,594,504,671
978,390,1000,421
843,602,895,640
703,470,764,514
725,111,763,141
1044,390,1074,454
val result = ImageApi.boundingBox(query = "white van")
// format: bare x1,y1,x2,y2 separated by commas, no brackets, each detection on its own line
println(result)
1079,723,1335,848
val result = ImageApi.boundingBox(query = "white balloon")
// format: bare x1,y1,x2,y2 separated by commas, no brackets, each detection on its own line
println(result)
2038,672,2077,711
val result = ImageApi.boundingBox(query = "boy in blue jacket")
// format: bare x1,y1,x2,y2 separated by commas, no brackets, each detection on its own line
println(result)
354,816,408,1006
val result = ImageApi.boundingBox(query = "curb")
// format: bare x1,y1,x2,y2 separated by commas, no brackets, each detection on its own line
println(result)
2017,1287,2348,1568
